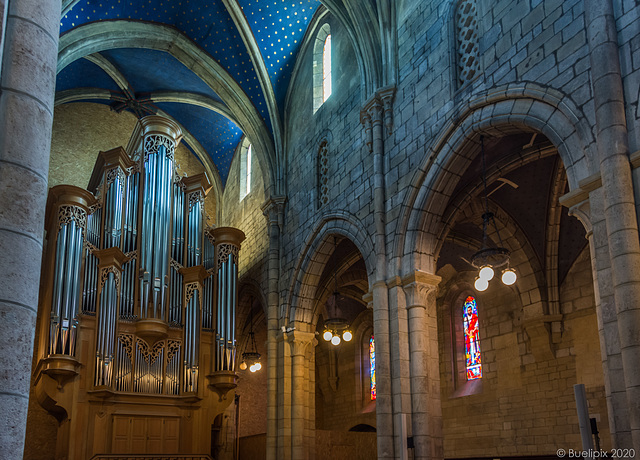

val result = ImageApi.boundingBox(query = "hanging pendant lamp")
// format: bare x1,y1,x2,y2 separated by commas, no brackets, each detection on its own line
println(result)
470,136,517,290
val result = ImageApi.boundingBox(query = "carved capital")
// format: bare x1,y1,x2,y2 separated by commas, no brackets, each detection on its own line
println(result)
568,199,592,238
402,271,441,309
286,331,316,357
378,86,396,134
261,196,286,229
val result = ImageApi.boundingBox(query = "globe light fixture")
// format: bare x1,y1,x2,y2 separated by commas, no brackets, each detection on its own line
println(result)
323,330,333,341
342,330,353,342
502,267,517,285
474,276,489,292
479,265,494,281
331,335,341,346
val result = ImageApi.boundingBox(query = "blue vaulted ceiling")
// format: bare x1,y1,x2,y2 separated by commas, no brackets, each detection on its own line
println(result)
57,0,321,186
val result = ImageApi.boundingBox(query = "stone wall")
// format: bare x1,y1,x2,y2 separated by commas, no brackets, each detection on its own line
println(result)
437,247,608,457
221,142,267,286
282,11,371,316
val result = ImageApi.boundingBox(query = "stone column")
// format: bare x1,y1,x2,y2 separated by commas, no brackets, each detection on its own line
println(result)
0,0,60,457
585,0,640,451
361,88,395,459
568,193,633,448
403,271,443,460
287,330,315,460
262,196,285,460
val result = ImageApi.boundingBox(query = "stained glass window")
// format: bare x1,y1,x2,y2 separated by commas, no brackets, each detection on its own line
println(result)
463,295,482,380
322,35,332,102
369,334,376,400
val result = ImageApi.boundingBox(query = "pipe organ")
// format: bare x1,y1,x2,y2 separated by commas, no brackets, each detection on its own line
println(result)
34,116,245,458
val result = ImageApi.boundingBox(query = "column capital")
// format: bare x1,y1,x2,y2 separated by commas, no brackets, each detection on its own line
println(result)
402,270,441,309
285,330,316,356
361,93,384,124
378,85,396,135
261,195,286,227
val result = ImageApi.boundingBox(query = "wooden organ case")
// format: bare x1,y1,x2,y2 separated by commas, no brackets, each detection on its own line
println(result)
33,116,245,459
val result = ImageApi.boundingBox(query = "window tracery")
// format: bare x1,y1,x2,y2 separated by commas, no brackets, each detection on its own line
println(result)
317,140,329,207
455,0,480,87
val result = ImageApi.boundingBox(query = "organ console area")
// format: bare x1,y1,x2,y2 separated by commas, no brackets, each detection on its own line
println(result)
32,116,244,458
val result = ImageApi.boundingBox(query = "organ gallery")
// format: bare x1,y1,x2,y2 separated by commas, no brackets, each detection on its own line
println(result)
33,116,244,458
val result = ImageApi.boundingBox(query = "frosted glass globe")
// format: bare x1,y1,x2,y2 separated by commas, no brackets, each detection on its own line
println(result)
323,330,333,341
239,361,247,371
254,362,262,371
479,265,494,281
331,335,341,346
502,268,517,285
343,331,353,342
249,364,257,373
474,276,488,292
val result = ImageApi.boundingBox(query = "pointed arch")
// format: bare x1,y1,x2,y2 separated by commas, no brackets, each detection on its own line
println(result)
393,82,596,276
284,211,375,325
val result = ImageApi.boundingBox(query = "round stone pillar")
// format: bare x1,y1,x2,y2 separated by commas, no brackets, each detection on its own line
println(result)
0,0,60,456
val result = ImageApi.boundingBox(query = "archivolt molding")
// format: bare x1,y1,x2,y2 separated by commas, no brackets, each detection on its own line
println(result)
57,20,277,194
394,83,595,276
284,211,375,325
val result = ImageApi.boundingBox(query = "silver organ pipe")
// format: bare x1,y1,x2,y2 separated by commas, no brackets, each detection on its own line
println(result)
202,232,215,330
211,228,245,372
45,187,94,357
139,135,175,320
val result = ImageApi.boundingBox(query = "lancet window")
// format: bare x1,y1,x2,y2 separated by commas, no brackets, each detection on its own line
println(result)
370,334,376,400
463,295,482,380
313,23,332,112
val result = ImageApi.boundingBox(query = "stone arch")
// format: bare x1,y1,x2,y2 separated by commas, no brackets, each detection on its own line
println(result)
285,211,375,325
394,84,596,276
57,20,278,196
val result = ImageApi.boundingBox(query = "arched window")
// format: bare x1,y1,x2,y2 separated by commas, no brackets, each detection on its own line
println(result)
454,0,480,87
369,334,376,400
313,23,331,113
239,143,252,200
322,34,332,102
463,295,482,379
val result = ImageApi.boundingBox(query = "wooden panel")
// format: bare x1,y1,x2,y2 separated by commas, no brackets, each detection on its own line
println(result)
146,417,163,453
111,416,131,454
131,417,147,454
163,417,180,453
